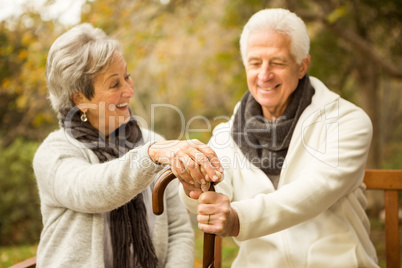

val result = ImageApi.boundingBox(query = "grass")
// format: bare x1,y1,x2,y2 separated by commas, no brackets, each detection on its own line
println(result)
0,244,37,268
1,216,398,268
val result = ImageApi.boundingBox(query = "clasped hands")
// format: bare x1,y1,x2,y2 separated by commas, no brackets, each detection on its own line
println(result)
149,139,239,237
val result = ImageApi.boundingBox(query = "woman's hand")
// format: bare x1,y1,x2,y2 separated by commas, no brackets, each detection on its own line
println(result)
196,191,239,237
148,139,223,192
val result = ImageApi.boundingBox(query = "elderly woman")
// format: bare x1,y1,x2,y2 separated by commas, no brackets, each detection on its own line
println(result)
180,8,379,267
33,23,222,267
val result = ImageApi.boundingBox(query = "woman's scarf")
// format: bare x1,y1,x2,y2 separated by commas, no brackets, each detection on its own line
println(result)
231,74,315,188
62,110,158,268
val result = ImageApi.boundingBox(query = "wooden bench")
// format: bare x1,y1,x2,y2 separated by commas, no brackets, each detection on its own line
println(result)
9,169,402,268
9,256,36,268
363,169,402,268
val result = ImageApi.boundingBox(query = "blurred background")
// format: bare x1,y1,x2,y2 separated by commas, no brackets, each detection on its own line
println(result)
0,0,401,267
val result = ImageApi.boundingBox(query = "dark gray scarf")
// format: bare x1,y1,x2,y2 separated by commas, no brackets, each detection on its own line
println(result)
62,109,158,268
232,74,315,187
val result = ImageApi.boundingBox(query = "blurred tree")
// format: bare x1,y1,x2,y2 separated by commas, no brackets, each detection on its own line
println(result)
0,138,41,245
1,0,401,160
0,0,401,161
80,0,249,141
0,14,58,146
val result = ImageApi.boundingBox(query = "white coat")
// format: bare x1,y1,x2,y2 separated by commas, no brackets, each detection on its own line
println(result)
181,76,378,267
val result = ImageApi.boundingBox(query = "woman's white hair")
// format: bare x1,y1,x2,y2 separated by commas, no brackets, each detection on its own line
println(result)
46,23,121,119
240,8,310,65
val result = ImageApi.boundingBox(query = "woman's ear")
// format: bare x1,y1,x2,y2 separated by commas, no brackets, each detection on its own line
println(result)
298,55,311,79
72,91,88,112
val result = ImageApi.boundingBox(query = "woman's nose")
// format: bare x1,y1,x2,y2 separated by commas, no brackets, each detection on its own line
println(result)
122,79,134,98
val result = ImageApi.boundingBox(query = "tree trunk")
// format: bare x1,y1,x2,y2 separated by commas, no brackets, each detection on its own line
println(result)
354,56,384,213
354,57,381,169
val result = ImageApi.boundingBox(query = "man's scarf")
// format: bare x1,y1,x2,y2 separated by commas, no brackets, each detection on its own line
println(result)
232,74,315,188
62,110,158,268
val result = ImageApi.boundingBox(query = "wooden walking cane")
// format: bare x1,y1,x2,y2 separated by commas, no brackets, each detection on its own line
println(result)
152,169,216,268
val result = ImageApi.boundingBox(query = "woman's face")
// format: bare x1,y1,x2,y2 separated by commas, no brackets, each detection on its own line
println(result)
76,52,134,136
245,29,309,120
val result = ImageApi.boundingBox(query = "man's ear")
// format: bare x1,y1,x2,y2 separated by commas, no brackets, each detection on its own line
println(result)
72,91,88,112
298,55,311,79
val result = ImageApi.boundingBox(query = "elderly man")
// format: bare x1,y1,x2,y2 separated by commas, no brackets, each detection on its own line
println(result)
179,8,379,267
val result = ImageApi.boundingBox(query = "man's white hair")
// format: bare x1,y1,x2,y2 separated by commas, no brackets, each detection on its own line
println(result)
240,8,310,65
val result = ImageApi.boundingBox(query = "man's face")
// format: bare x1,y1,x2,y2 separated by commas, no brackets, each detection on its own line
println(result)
245,29,309,120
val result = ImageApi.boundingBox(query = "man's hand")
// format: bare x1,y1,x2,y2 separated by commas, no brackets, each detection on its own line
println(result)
196,191,240,237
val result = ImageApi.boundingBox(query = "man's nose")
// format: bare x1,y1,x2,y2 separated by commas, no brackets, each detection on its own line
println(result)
258,64,274,81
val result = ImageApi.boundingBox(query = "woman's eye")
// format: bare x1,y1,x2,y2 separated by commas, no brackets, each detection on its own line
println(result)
110,74,131,89
110,82,119,88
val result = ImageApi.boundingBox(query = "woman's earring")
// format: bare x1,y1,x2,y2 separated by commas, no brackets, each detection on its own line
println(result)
80,111,88,122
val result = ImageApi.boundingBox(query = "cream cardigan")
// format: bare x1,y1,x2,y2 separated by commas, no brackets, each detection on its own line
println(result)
181,76,379,267
34,128,194,267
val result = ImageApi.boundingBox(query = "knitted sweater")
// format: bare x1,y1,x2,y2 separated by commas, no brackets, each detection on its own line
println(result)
33,128,194,267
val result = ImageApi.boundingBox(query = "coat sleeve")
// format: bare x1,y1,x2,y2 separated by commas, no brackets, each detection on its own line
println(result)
33,130,165,213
